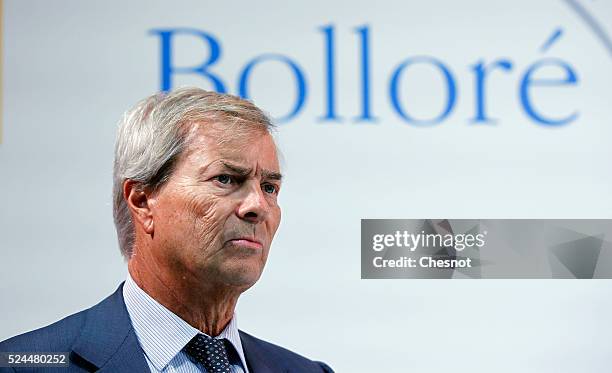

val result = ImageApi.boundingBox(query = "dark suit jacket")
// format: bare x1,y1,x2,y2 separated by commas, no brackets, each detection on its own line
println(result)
0,283,333,373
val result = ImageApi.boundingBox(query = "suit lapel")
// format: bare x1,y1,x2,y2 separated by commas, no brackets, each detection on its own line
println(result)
240,331,285,373
96,330,150,373
70,283,149,372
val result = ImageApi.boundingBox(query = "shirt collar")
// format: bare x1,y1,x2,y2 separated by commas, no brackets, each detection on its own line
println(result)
122,273,249,372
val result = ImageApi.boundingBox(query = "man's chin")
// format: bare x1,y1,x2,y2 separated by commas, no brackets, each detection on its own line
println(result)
216,263,264,289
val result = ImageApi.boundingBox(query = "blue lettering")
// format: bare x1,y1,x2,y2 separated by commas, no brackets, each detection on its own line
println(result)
389,56,457,126
238,54,307,123
519,58,579,126
318,25,342,122
354,25,377,122
470,59,513,124
149,28,226,93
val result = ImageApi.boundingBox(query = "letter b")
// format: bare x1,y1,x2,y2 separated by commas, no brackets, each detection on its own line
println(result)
150,28,227,93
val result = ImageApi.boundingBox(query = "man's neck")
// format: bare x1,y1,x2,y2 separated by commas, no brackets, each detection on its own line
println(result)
127,256,241,336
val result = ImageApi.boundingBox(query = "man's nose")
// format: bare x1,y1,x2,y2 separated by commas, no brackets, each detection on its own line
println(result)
236,181,269,223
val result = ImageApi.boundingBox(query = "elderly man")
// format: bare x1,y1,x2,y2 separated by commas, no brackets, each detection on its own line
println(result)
0,88,333,373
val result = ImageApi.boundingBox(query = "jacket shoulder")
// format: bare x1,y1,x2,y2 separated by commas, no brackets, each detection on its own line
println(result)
239,330,334,372
0,309,87,353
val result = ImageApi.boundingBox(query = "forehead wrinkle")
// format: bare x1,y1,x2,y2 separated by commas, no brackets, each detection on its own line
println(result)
192,120,279,161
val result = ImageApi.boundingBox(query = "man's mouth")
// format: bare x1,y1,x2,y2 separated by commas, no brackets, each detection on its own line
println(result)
227,237,263,250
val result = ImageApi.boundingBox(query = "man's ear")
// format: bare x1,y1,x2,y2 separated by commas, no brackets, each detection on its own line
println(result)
123,179,155,235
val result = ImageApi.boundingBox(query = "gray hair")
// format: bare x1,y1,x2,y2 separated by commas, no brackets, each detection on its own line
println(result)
113,87,274,259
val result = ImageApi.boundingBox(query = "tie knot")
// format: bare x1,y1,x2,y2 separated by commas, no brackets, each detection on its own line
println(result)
184,334,232,373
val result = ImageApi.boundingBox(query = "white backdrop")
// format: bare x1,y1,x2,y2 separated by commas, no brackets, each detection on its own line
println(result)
1,1,612,372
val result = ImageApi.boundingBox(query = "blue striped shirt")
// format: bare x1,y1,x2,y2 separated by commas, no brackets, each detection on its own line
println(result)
123,274,249,373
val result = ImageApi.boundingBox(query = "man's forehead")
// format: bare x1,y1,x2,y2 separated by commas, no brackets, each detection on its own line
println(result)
185,121,280,169
187,120,271,146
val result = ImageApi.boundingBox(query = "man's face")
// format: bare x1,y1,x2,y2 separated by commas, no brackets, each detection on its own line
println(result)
147,121,282,290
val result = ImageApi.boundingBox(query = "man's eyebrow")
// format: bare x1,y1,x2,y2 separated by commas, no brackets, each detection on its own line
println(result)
220,161,282,181
220,161,251,176
262,170,283,181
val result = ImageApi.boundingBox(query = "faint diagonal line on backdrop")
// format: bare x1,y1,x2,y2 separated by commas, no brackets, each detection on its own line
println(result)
563,0,612,57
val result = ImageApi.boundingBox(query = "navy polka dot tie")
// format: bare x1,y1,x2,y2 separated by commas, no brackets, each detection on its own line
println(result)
184,334,232,373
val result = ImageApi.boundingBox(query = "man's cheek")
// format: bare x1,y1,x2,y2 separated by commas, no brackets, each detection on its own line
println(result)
270,208,282,238
184,190,216,214
192,202,226,248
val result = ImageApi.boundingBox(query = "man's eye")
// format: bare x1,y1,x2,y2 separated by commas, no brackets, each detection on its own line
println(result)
215,175,233,185
262,184,277,194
